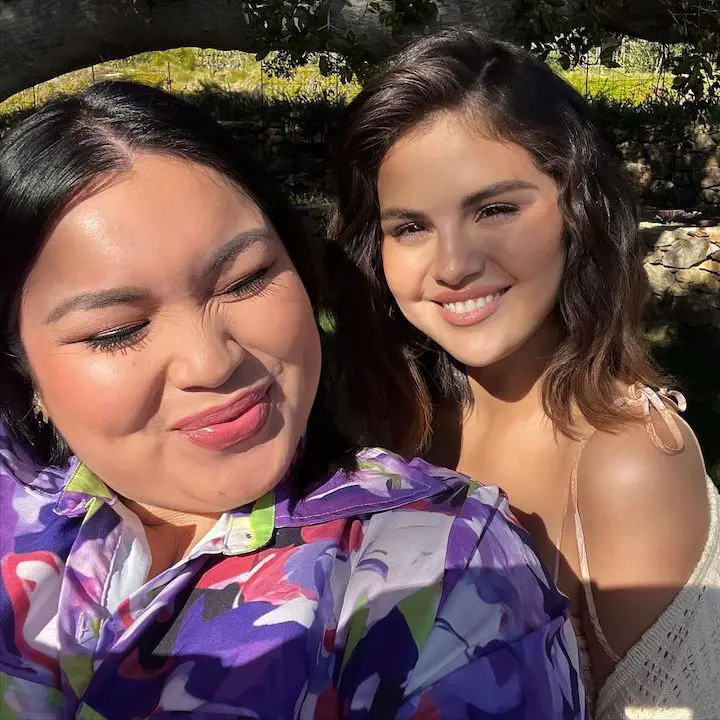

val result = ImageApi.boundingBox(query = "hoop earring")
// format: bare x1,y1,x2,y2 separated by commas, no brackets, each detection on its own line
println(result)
32,392,49,423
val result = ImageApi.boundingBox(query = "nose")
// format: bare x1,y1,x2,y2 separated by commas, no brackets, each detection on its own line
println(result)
167,318,245,391
433,227,486,287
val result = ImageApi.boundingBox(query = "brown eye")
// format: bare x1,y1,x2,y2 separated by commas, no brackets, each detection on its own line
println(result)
391,222,427,238
475,204,519,221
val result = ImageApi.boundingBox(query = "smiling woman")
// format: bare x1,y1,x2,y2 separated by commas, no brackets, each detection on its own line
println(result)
0,82,586,718
330,26,720,718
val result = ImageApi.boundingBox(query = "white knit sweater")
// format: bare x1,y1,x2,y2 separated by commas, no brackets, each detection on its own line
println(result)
596,475,720,720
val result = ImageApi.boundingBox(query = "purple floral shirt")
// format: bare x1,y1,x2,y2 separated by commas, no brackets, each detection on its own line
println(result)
0,425,585,719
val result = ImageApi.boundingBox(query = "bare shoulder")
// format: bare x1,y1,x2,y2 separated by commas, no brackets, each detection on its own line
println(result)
578,415,709,545
575,414,710,661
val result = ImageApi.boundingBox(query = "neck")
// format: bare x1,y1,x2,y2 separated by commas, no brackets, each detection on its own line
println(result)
123,499,221,578
467,315,562,421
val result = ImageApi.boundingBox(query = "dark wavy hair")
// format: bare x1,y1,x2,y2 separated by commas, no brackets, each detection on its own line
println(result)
0,81,351,478
329,26,662,455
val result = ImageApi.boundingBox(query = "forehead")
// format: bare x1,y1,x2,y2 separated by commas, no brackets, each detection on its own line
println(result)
25,154,270,292
378,112,549,203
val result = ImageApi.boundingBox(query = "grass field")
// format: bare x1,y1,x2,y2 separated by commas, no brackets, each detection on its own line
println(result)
0,47,673,118
0,49,361,117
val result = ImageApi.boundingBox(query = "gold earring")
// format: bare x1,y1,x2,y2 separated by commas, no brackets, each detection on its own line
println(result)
32,392,49,423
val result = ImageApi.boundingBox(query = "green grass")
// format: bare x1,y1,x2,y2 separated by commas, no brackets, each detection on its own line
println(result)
561,66,672,104
0,47,677,119
0,48,361,117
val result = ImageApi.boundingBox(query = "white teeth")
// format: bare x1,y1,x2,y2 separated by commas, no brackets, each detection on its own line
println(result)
442,290,505,315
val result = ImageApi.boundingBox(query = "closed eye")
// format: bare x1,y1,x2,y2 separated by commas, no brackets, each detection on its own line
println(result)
85,322,149,354
223,266,273,299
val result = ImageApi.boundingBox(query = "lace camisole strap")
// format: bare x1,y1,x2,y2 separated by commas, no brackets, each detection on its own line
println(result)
553,384,688,663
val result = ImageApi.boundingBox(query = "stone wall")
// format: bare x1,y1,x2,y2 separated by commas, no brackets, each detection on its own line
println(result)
642,222,720,329
4,101,718,209
617,123,720,209
225,116,720,210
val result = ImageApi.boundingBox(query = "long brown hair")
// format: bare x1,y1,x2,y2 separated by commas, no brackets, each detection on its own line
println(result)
328,26,662,456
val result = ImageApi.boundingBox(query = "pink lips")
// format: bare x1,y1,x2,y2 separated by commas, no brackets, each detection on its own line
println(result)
436,290,507,327
172,385,272,451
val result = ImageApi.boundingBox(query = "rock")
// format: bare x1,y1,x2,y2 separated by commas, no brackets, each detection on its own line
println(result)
675,265,720,293
654,229,682,249
651,179,675,193
625,160,653,190
700,163,720,189
679,152,707,171
618,140,643,160
662,235,711,269
698,259,720,275
644,247,665,265
689,227,710,238
692,126,717,152
644,264,676,295
701,187,720,205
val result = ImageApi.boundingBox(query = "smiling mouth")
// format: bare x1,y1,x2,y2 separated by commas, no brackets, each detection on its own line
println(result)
438,288,509,316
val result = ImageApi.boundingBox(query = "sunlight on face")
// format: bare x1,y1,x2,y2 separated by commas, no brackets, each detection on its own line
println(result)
20,154,321,513
378,112,566,368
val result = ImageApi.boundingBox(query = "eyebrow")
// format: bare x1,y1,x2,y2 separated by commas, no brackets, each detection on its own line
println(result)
44,228,273,325
201,227,272,277
45,287,149,325
379,180,539,222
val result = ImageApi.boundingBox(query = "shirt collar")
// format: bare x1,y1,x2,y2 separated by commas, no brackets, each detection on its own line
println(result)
54,462,276,556
54,461,116,518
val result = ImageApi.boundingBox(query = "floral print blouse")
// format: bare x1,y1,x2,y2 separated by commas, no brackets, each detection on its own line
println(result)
0,425,585,719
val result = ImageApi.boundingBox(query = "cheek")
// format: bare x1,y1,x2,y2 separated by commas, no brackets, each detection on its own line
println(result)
239,272,321,400
21,331,155,440
381,241,425,304
497,215,566,285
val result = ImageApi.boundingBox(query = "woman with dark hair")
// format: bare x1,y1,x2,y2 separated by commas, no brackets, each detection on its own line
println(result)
331,26,720,717
0,82,585,718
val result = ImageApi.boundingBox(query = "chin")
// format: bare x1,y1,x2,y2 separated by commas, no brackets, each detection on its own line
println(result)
426,332,510,368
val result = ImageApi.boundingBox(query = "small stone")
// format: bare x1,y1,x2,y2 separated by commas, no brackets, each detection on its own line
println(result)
625,160,653,190
675,265,720,293
692,125,717,152
669,281,691,297
644,247,665,265
701,164,720,189
618,140,643,159
701,187,720,205
698,259,720,275
662,235,711,269
689,227,710,238
655,229,679,249
644,264,676,295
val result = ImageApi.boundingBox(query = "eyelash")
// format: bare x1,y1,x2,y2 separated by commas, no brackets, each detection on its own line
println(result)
224,267,271,298
475,203,519,221
391,222,426,238
390,203,520,238
84,267,272,354
85,324,149,354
